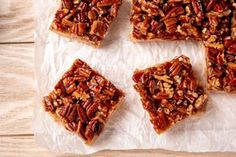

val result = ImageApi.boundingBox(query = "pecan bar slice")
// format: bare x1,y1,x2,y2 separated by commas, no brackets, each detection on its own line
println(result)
130,0,204,41
43,59,124,144
205,37,236,92
203,1,236,92
50,0,122,47
132,55,208,134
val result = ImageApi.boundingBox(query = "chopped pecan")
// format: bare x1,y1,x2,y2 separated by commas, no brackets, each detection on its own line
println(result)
153,92,169,100
161,6,185,20
88,118,104,135
90,21,107,37
65,122,77,132
75,67,92,78
85,128,95,142
56,104,70,122
43,96,54,112
76,121,87,140
87,78,103,93
228,62,236,71
72,89,90,101
110,3,119,17
152,111,170,134
103,86,116,96
194,94,208,109
191,0,204,19
62,0,72,9
88,10,98,21
154,75,173,84
86,102,99,118
77,105,88,123
169,59,183,76
78,1,88,12
164,18,177,33
98,104,109,117
71,23,87,36
62,19,74,27
97,0,115,7
208,14,218,34
206,0,216,11
229,78,236,86
63,77,77,94
178,23,200,38
65,104,77,122
77,23,87,36
148,80,158,94
231,9,236,39
225,39,236,54
141,1,163,16
56,9,69,20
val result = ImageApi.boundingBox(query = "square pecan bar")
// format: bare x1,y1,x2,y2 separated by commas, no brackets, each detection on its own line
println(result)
203,1,236,92
50,0,122,47
43,59,124,144
205,37,236,92
132,55,208,134
130,0,204,41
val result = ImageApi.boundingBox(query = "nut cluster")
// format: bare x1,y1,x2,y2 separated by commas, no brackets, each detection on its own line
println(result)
131,0,236,92
132,55,208,134
43,59,124,144
50,0,122,46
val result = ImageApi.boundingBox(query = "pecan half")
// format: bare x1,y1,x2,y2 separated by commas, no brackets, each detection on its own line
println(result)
90,21,108,37
77,105,88,123
164,18,177,33
43,96,54,112
191,0,204,19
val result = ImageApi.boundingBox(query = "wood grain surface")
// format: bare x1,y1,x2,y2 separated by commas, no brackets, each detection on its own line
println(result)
1,136,236,157
0,0,235,156
0,0,34,43
0,44,35,135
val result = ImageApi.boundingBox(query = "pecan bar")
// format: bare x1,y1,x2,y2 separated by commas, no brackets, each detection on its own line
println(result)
50,0,122,47
205,37,236,92
130,0,236,92
203,1,236,92
43,59,124,144
130,0,205,41
132,55,208,134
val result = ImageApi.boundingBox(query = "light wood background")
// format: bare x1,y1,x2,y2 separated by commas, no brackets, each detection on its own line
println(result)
0,0,235,156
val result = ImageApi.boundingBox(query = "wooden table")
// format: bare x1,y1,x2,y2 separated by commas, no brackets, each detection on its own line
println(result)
0,0,235,156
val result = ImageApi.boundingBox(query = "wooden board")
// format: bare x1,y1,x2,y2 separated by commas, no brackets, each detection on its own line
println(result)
0,44,35,135
0,0,34,43
1,136,236,157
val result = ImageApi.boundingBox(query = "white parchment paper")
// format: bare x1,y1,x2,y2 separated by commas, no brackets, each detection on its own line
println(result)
33,0,236,154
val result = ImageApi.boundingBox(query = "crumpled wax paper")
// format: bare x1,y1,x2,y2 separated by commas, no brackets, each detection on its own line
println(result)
33,0,236,154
